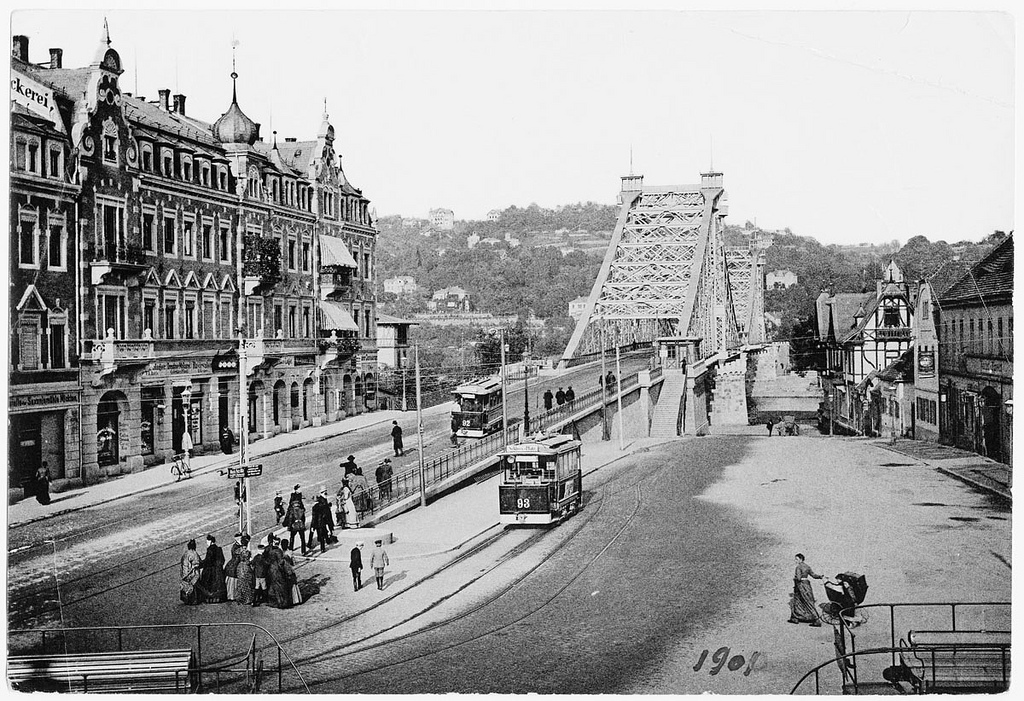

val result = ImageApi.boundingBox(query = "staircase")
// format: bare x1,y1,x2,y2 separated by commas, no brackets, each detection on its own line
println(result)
649,372,687,438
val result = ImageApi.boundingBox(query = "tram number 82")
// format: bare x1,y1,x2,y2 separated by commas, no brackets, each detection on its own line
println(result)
516,497,531,509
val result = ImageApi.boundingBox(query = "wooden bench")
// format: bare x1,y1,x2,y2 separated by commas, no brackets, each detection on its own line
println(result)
899,630,1010,693
8,649,196,693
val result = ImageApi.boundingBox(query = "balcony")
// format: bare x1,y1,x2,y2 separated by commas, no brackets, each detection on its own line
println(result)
242,235,282,294
88,240,147,285
316,331,361,368
319,271,353,300
873,327,911,341
86,334,155,379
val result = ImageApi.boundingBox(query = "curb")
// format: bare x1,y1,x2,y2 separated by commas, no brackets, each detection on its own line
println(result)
9,413,399,530
934,466,1012,501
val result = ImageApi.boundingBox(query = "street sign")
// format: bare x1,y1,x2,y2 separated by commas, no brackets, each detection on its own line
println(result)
227,464,262,478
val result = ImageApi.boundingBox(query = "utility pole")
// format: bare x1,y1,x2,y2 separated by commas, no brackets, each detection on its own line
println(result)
522,340,531,438
498,327,508,445
599,316,609,441
415,344,426,507
615,342,625,450
238,332,252,538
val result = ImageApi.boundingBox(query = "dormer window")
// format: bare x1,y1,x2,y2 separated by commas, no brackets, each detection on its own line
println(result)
48,145,63,179
883,307,901,328
162,152,173,177
201,164,211,187
218,169,227,191
141,146,153,172
181,157,192,182
103,135,117,162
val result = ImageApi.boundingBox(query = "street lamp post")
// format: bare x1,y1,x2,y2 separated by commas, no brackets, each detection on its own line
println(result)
415,344,426,508
497,328,508,445
599,316,609,441
238,330,252,538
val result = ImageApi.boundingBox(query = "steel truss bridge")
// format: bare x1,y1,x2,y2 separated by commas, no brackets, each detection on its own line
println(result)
560,172,766,365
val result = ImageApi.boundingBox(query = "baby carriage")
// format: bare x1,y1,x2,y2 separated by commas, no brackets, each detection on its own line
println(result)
819,572,869,626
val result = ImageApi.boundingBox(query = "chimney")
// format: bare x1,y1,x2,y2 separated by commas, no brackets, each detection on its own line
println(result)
158,89,171,111
172,93,186,115
49,47,62,69
12,35,28,62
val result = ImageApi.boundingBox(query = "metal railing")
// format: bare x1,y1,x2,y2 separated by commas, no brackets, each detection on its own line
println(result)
8,622,308,694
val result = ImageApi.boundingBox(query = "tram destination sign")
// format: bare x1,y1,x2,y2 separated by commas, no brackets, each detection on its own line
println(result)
227,464,263,478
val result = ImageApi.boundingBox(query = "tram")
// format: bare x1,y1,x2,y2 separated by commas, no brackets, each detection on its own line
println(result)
452,377,504,438
498,432,583,525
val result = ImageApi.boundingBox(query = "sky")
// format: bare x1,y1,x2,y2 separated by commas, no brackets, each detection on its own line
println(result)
9,1,1015,245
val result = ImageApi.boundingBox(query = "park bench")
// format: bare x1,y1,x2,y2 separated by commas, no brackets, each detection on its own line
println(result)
898,630,1010,693
8,648,196,693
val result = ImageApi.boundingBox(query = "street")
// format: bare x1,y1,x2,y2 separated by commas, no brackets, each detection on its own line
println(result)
7,424,1010,693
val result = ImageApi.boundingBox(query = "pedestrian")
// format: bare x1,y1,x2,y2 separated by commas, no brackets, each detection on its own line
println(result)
598,374,604,390
219,425,235,454
264,539,293,609
338,479,358,528
375,461,389,502
766,418,775,437
224,532,245,601
285,485,309,555
251,542,268,607
280,542,303,605
605,371,615,390
181,431,194,471
565,386,575,405
351,468,372,516
34,462,52,505
370,539,390,590
555,387,566,406
273,491,285,524
383,459,394,499
196,534,226,604
310,488,335,554
341,455,358,478
391,421,404,457
179,539,201,605
543,389,554,410
788,553,824,626
350,542,364,591
234,536,255,605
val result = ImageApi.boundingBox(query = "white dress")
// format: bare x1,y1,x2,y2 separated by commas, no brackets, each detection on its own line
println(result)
339,486,358,527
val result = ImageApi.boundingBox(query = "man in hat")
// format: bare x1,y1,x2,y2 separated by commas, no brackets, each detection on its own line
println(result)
341,455,358,478
309,487,335,554
251,542,268,607
391,421,404,457
375,459,391,501
350,542,364,591
370,539,389,590
274,491,285,524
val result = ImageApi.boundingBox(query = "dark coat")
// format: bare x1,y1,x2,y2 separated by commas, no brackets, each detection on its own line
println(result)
197,543,226,603
311,496,334,530
285,498,306,532
543,390,554,409
555,389,566,405
350,547,363,572
252,552,268,579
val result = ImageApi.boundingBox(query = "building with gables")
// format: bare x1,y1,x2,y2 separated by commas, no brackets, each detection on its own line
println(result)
816,260,915,435
8,27,379,490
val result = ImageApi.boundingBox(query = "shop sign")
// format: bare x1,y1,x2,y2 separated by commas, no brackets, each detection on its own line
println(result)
10,390,80,410
917,350,935,378
11,70,62,131
228,464,263,478
212,351,239,372
139,358,210,379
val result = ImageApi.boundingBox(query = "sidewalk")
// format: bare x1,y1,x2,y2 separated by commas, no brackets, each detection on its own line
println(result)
8,403,453,529
876,438,1012,500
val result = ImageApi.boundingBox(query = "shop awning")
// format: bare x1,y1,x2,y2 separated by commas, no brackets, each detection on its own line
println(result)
320,301,359,332
319,236,357,268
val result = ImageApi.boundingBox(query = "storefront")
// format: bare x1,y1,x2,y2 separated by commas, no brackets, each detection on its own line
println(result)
7,384,81,497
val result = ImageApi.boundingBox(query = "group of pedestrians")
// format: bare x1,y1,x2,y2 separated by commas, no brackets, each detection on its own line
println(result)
542,386,575,411
179,533,302,609
348,539,390,592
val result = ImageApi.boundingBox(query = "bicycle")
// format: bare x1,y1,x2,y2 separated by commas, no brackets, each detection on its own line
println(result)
170,453,192,481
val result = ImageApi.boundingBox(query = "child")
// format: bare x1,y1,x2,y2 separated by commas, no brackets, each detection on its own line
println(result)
274,491,285,524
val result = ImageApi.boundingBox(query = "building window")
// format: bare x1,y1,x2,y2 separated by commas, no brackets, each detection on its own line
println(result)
302,242,310,272
288,240,296,270
162,152,173,177
201,164,211,187
164,216,176,254
184,300,196,339
28,142,40,173
17,315,41,370
164,302,177,339
142,146,153,172
201,223,213,260
47,222,66,270
274,304,283,335
302,306,310,337
48,145,62,179
49,322,67,369
883,306,900,327
219,225,231,262
142,212,155,251
19,217,39,268
998,318,1004,355
98,292,126,339
363,253,371,280
183,219,195,257
100,202,123,257
143,300,156,336
181,157,192,182
288,305,296,338
218,169,227,191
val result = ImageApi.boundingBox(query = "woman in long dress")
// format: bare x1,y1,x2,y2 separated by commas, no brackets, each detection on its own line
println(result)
350,469,372,516
179,539,201,605
234,542,255,605
788,553,823,626
338,480,358,528
196,534,227,603
264,543,291,609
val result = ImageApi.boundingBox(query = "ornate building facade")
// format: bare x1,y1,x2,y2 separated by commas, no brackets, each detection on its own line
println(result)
9,28,379,492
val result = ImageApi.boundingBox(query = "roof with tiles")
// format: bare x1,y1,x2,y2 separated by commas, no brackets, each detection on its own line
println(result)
123,96,221,149
925,258,973,298
939,235,1013,306
825,292,874,340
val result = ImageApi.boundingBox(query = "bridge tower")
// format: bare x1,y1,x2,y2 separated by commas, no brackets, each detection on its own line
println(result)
560,172,744,365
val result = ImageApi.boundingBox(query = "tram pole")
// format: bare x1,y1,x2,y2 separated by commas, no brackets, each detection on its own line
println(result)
498,328,508,446
238,331,252,539
615,342,625,451
599,316,609,441
415,344,427,508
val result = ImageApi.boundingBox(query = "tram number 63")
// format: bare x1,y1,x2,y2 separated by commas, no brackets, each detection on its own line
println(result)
516,498,531,509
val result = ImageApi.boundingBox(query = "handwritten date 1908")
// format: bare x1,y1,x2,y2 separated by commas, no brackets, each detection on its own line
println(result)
693,647,760,676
